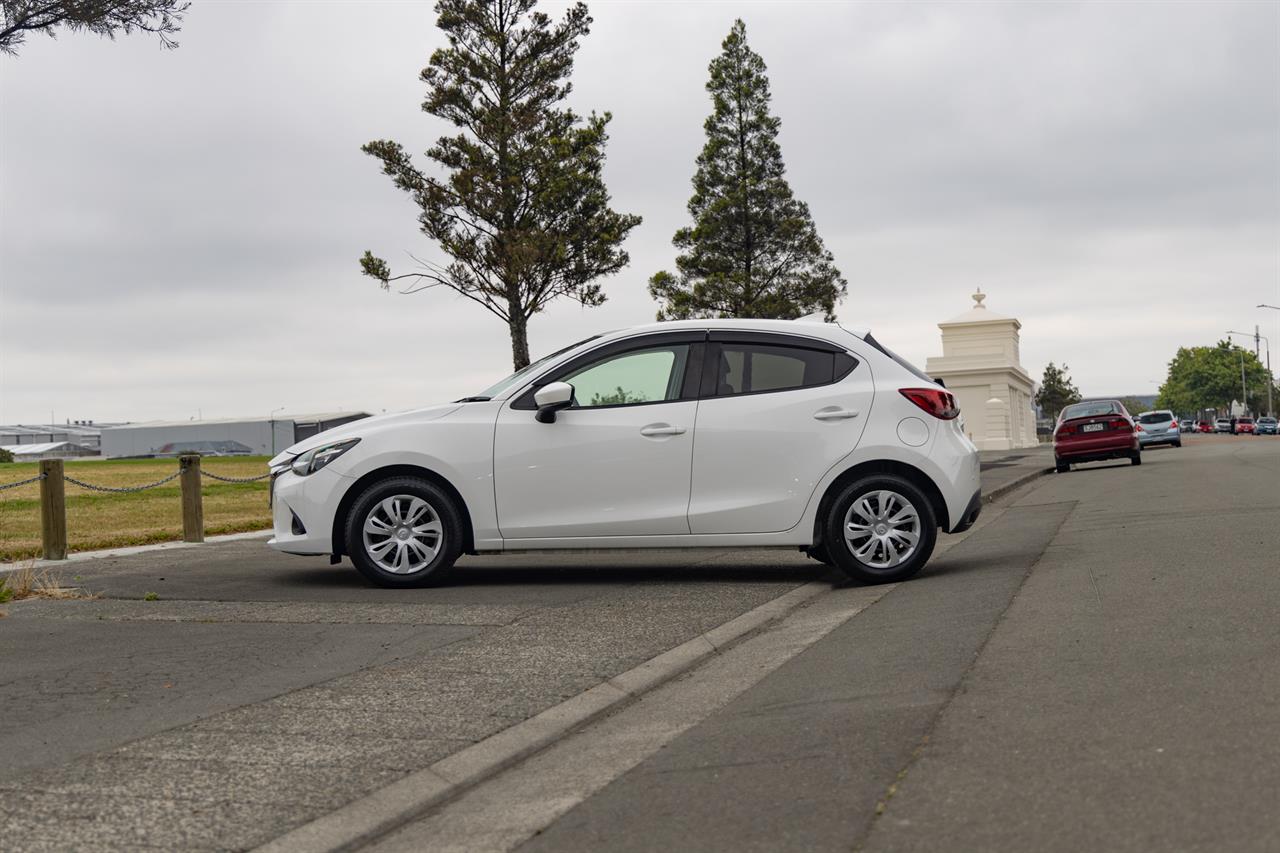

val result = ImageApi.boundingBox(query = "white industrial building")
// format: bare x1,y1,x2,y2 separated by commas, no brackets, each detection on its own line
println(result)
100,412,369,459
0,441,101,461
0,422,111,453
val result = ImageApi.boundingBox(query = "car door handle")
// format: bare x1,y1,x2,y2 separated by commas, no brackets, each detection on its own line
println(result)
640,424,686,437
813,408,860,421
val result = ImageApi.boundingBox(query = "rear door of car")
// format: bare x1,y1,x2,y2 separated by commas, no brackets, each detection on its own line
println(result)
686,331,871,534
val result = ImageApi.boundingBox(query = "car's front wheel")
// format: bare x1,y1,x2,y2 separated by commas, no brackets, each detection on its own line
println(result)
823,475,938,584
344,476,463,588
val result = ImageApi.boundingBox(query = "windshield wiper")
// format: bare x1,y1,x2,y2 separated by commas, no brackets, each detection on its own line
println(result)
454,396,492,403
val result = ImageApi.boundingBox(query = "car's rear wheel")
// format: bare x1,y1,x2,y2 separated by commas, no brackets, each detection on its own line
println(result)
345,476,463,588
1130,450,1142,466
1055,458,1070,473
823,475,937,584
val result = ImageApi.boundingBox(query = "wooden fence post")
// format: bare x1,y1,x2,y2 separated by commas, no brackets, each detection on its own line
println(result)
39,459,67,560
179,454,204,543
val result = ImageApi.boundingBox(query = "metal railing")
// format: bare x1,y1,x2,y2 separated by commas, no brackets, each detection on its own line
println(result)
0,456,271,560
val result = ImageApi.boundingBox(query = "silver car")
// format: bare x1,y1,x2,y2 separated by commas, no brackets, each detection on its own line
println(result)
1136,410,1182,448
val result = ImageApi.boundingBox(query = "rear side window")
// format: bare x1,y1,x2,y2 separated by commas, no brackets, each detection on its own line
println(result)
1061,401,1121,420
705,343,856,397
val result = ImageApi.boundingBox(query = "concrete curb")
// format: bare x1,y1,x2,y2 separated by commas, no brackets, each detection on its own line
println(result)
982,466,1055,505
253,580,834,853
1,529,274,573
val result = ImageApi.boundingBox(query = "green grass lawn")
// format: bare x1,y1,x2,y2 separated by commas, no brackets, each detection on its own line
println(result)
0,456,273,561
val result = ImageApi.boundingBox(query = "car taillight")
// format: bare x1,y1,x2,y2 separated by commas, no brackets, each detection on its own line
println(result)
899,388,959,420
1170,421,1178,429
1056,422,1075,437
1134,423,1144,432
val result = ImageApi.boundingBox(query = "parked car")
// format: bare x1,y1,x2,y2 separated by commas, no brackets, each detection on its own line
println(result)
1235,417,1255,434
1256,417,1278,435
1180,418,1197,433
1198,421,1213,433
267,320,982,587
1136,410,1182,448
1215,418,1232,433
1054,400,1140,472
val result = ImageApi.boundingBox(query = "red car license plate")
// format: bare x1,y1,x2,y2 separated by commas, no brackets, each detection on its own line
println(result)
1082,423,1104,432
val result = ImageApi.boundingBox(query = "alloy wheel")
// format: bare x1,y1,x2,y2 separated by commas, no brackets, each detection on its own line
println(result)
843,489,921,569
361,494,443,574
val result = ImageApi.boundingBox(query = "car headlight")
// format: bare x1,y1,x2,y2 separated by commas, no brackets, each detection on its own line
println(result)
290,439,360,477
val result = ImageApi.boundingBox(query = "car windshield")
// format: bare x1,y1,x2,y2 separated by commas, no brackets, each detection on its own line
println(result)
1239,418,1254,424
1060,401,1120,420
1139,413,1172,424
1260,418,1277,424
473,335,602,399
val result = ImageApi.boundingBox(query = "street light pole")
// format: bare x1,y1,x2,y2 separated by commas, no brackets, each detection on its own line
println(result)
270,406,286,456
1228,330,1271,417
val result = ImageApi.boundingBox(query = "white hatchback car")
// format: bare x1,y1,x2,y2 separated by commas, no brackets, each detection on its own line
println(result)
268,320,981,587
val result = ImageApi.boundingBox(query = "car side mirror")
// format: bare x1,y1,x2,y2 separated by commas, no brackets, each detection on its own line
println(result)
534,382,574,423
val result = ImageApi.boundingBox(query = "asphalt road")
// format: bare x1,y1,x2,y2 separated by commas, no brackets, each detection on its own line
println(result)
463,434,1278,853
3,435,1275,851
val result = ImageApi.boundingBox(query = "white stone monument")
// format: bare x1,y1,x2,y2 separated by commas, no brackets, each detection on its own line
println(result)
925,289,1039,451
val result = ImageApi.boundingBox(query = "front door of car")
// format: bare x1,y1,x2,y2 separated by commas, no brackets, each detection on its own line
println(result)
687,333,873,534
493,333,704,540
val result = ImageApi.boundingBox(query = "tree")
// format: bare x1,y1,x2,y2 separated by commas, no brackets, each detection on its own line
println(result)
648,19,846,322
1034,362,1081,421
1,0,188,55
1156,341,1270,414
1117,396,1151,416
361,0,640,370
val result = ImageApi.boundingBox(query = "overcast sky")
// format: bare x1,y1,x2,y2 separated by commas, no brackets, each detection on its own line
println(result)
2,0,1277,424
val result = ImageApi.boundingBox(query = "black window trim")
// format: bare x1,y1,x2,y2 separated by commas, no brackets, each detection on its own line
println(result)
700,334,860,400
510,330,708,411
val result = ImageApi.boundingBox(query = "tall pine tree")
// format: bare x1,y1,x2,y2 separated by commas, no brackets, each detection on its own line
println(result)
649,19,846,321
361,0,641,370
1035,362,1082,421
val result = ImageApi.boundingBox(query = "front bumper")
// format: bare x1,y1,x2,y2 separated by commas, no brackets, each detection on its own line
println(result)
267,467,349,555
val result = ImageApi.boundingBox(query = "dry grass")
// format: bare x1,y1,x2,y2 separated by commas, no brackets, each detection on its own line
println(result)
0,456,272,561
0,562,98,601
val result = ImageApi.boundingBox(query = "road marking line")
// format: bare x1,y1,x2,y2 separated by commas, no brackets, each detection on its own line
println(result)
253,579,838,853
367,583,895,853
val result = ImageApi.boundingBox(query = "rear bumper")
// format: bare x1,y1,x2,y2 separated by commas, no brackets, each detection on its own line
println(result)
1055,435,1137,461
1138,430,1180,446
947,489,982,534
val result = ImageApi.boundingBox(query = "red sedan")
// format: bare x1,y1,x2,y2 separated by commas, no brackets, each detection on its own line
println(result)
1235,418,1255,434
1054,400,1140,472
1197,421,1213,433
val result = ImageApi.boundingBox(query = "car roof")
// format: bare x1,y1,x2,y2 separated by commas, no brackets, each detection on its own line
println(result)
593,318,866,344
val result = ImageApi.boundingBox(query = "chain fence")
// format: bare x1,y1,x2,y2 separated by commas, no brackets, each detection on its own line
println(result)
201,470,273,483
0,473,46,492
62,471,184,493
1,461,270,494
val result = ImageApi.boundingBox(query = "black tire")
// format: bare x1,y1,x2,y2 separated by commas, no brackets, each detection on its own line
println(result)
823,474,938,585
1174,440,1182,448
1130,450,1142,466
1055,458,1070,473
344,476,464,588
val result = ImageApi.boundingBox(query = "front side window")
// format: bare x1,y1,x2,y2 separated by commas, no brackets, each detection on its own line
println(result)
708,343,852,397
563,345,690,408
